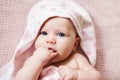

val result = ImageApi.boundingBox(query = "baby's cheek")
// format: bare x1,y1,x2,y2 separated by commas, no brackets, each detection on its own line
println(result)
35,39,41,49
35,38,43,49
34,42,38,49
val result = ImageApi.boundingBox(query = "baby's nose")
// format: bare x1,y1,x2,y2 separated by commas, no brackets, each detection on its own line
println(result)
46,40,56,44
46,36,56,44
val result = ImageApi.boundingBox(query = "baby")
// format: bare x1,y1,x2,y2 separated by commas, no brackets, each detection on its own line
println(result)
15,17,100,80
0,0,101,80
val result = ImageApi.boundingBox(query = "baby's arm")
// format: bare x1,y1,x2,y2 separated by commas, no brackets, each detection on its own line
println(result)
15,47,57,80
58,53,101,80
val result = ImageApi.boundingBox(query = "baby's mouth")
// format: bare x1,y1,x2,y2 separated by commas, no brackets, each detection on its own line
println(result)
48,47,57,53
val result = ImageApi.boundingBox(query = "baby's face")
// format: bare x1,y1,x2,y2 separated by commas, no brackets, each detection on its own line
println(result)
35,17,79,63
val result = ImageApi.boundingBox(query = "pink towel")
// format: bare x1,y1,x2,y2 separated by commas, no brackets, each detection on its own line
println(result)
0,0,96,79
40,66,61,80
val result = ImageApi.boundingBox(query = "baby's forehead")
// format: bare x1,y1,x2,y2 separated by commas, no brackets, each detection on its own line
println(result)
41,17,76,30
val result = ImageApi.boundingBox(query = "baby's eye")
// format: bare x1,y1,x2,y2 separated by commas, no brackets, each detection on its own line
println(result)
57,33,65,37
40,31,47,35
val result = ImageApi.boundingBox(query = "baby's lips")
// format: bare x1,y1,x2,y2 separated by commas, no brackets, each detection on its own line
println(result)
48,47,57,53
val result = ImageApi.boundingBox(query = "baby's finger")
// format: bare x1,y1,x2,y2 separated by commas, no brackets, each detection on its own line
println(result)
49,52,58,60
59,71,67,80
64,75,71,80
58,66,67,80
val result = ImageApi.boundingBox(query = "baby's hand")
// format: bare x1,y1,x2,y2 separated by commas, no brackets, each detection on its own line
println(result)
33,47,58,66
15,47,58,80
58,66,78,80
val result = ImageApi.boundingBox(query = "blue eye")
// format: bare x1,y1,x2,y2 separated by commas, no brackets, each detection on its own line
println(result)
57,33,65,37
40,31,47,35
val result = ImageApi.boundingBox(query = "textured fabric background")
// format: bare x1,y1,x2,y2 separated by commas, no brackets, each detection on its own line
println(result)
0,0,120,79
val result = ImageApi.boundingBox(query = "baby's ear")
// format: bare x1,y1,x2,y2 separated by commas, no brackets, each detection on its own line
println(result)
73,37,80,52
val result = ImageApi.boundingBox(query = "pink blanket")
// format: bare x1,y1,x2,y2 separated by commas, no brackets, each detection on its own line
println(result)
40,66,61,80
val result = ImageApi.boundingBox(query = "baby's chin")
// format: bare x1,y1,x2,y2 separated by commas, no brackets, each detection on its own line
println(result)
49,59,60,63
51,57,67,64
50,56,64,63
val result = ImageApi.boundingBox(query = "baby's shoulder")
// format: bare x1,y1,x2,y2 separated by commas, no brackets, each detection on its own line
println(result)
72,52,89,64
72,52,83,59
